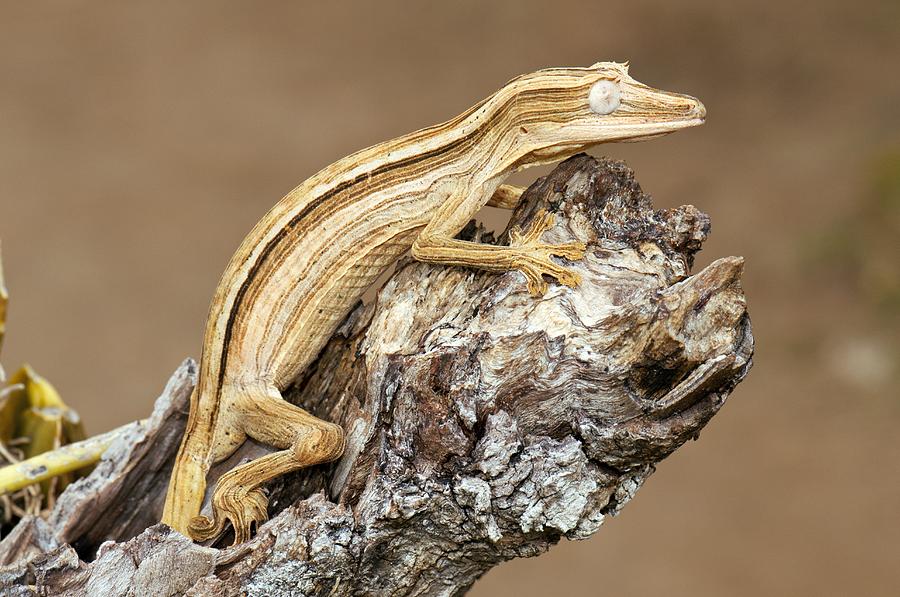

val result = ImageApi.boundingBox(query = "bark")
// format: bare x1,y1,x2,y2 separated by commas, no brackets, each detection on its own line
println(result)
0,155,753,596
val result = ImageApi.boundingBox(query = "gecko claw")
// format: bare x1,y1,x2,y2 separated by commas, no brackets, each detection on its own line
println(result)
188,513,226,543
508,209,586,295
188,485,269,545
518,255,583,296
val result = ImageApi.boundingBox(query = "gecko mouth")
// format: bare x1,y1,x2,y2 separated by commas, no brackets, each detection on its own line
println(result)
613,116,705,143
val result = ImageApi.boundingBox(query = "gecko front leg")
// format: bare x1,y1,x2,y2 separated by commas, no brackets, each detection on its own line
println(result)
412,185,586,295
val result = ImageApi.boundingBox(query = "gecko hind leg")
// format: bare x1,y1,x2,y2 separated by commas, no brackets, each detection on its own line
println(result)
188,391,345,545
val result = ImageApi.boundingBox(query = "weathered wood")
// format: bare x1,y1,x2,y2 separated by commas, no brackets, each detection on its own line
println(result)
0,155,752,596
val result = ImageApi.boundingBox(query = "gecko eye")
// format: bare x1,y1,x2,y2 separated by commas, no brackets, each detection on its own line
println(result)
589,80,621,115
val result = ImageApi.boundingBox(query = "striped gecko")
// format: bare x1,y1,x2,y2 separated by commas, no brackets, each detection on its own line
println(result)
5,62,706,545
163,61,705,544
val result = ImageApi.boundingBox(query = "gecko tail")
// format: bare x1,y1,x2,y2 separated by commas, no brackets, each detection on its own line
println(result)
161,388,213,536
161,442,209,535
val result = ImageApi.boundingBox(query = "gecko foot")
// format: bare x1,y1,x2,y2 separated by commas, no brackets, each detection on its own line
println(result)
188,480,269,545
508,209,586,296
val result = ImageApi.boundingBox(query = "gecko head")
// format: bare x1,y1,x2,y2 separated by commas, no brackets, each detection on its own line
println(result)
502,62,706,165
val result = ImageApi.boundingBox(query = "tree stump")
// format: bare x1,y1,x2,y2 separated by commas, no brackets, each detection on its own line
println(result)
0,154,753,596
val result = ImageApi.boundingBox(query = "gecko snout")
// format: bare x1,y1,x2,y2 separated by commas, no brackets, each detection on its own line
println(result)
693,100,707,122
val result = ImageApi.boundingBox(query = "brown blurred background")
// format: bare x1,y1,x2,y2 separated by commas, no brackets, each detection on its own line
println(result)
1,1,898,595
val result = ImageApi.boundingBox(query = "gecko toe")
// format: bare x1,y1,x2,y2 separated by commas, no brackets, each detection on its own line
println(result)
188,484,269,545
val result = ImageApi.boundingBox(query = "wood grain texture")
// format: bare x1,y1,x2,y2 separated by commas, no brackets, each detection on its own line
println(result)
0,156,752,595
162,62,707,543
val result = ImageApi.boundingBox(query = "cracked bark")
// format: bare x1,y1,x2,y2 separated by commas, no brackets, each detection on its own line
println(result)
0,154,753,596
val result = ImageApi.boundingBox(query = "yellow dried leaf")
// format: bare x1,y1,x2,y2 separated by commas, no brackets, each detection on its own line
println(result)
0,383,28,443
9,365,66,410
19,408,62,460
61,409,86,444
2,366,88,496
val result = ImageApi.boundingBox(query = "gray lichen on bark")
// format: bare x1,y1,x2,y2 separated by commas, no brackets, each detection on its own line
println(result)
0,154,753,596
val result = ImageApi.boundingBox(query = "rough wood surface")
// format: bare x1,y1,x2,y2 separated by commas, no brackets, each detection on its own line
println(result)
0,155,752,596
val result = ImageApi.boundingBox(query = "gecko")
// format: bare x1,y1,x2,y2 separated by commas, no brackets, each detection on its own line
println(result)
161,61,705,544
0,62,706,545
